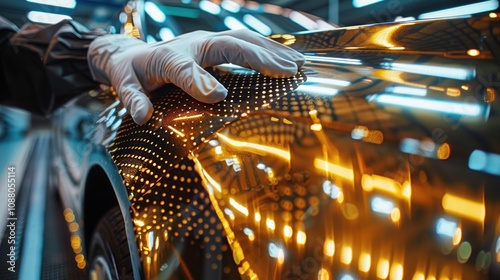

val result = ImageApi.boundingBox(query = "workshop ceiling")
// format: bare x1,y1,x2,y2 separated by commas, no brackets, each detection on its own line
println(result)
0,0,498,30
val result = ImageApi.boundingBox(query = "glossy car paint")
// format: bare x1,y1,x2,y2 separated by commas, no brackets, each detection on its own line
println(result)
52,15,500,279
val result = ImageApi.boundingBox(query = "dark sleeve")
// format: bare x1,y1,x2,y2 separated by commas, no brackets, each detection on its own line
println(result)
0,18,107,116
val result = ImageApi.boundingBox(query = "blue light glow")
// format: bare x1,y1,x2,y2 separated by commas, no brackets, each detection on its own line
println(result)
297,85,339,96
27,0,76,9
371,196,394,215
353,0,384,8
381,62,475,80
268,242,283,258
306,77,351,87
305,55,362,65
436,217,457,237
389,86,427,96
27,11,72,24
200,0,221,15
323,180,341,199
145,2,166,23
159,27,175,41
469,149,500,176
243,14,272,35
289,11,318,30
224,208,234,216
243,227,254,236
224,16,249,30
221,0,241,13
340,274,356,280
419,0,499,19
368,94,483,117
257,163,266,170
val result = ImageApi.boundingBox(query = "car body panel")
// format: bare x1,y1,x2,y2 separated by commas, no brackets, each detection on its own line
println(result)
53,15,500,279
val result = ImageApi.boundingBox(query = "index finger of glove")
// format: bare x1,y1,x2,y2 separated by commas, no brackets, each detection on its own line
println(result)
220,29,305,68
111,72,154,125
203,35,299,78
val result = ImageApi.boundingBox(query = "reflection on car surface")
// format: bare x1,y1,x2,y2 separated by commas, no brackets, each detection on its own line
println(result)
52,1,500,280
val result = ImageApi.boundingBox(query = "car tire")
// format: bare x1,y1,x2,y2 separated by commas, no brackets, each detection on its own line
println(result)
88,206,134,280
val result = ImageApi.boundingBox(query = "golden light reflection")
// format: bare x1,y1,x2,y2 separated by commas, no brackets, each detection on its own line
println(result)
215,146,223,155
490,12,498,18
437,143,451,159
134,219,144,227
485,88,496,103
194,154,257,280
314,158,354,181
69,222,79,232
297,231,307,244
338,191,345,203
248,232,255,241
201,168,221,193
373,69,426,89
70,235,81,249
324,239,335,257
467,49,480,57
359,252,371,272
412,272,425,280
75,253,86,269
377,259,390,279
173,113,203,121
217,133,290,161
284,225,293,238
362,174,411,201
167,125,185,138
229,198,249,216
278,249,285,265
270,34,296,45
318,268,330,280
363,130,384,144
446,87,461,97
429,86,445,92
390,263,404,280
266,218,276,230
453,227,462,246
64,210,75,223
340,246,353,265
442,193,485,222
402,181,411,200
255,212,261,222
497,246,500,263
370,25,402,49
310,123,323,131
391,207,401,223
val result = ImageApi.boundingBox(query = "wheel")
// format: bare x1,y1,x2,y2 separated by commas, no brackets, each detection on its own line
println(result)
88,206,134,280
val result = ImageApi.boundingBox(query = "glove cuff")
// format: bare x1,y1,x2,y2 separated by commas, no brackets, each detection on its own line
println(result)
88,34,146,85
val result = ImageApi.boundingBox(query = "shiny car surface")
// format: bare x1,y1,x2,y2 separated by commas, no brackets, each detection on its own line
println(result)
52,12,500,280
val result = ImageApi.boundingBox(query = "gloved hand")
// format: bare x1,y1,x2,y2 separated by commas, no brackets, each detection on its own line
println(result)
88,29,305,125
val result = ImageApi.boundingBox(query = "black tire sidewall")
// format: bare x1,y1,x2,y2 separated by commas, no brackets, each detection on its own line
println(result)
88,206,133,280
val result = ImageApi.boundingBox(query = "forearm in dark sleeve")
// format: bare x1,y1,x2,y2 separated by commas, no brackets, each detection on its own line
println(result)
0,19,106,116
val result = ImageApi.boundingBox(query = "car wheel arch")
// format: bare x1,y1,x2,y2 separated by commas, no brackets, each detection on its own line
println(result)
82,163,144,279
83,164,119,247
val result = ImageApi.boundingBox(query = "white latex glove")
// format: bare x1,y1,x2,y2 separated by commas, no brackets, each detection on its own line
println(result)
88,29,305,125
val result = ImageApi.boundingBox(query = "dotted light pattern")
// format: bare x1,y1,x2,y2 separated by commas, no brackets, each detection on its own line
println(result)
108,69,304,279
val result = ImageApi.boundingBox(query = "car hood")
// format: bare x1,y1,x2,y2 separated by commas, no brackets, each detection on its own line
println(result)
108,16,500,279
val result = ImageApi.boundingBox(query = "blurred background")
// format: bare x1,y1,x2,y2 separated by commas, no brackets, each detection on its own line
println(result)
0,0,499,35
